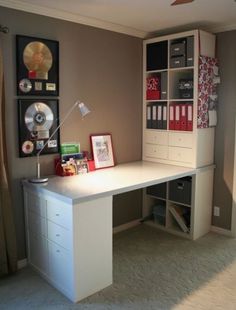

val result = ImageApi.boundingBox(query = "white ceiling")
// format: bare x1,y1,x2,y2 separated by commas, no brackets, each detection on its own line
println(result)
1,0,236,37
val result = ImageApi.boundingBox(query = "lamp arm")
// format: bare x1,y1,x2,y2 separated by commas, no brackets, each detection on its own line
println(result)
30,99,90,182
35,100,80,179
36,100,80,160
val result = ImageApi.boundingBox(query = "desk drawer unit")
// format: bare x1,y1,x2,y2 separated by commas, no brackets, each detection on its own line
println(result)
24,189,74,300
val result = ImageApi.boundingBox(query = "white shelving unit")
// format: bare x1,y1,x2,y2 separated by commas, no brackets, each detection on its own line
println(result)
142,29,216,239
143,29,216,168
143,166,214,240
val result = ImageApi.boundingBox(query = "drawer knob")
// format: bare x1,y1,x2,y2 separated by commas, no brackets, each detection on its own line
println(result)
56,249,60,253
56,234,60,237
56,213,60,217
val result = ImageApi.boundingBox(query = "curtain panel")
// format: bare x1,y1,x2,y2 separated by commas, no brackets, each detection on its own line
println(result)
0,46,17,276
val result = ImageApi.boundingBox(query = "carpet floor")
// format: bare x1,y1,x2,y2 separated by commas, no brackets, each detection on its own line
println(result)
1,224,236,309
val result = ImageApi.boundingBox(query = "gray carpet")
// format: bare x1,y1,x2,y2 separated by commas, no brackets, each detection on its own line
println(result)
1,224,236,310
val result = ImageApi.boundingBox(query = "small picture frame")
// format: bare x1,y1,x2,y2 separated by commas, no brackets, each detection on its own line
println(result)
75,159,89,174
90,134,115,169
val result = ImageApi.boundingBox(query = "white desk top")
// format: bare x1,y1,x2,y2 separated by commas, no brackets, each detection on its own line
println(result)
22,161,199,204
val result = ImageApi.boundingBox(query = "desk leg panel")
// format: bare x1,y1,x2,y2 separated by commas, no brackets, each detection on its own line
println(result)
192,168,214,240
73,196,113,302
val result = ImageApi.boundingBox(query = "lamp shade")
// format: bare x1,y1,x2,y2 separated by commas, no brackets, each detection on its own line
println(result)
78,102,90,118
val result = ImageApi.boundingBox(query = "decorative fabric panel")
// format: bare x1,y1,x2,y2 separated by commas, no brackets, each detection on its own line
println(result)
198,55,218,129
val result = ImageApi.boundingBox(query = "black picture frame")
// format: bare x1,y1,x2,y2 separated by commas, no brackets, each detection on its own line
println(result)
18,99,60,157
16,35,59,96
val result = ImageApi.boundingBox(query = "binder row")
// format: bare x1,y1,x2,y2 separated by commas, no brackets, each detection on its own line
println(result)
146,104,167,130
169,103,193,131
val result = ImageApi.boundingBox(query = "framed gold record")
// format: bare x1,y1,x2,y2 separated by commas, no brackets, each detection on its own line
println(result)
16,35,59,96
18,99,60,157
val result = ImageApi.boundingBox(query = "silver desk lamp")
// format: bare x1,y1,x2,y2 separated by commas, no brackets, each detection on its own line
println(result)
29,100,90,183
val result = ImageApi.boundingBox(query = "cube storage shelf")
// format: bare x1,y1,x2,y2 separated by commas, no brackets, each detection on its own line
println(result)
145,177,192,238
142,166,214,240
143,29,216,168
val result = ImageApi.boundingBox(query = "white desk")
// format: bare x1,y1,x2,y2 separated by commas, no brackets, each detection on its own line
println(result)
22,161,213,302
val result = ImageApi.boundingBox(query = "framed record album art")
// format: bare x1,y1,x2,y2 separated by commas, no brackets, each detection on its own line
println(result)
18,99,60,157
16,35,59,96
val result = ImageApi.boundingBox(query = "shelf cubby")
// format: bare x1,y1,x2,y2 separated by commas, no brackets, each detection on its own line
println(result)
169,68,194,100
167,202,191,234
146,40,168,71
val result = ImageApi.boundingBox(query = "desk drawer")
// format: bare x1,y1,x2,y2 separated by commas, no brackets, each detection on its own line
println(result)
28,211,47,237
47,220,71,250
168,146,193,163
169,132,193,148
144,130,168,145
28,192,46,218
47,200,72,229
48,240,72,293
145,144,168,159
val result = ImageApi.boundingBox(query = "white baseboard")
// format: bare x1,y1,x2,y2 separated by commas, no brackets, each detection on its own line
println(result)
113,219,141,234
211,225,232,237
17,258,27,269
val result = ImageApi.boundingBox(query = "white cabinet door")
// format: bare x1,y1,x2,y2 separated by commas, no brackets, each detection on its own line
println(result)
145,144,168,159
28,232,48,275
28,211,47,237
48,240,73,294
144,130,168,145
169,132,193,148
168,146,193,163
28,192,46,218
47,220,71,250
47,199,72,229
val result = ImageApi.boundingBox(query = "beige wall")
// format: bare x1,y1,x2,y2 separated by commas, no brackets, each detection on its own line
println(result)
212,30,236,229
2,4,235,260
0,6,142,259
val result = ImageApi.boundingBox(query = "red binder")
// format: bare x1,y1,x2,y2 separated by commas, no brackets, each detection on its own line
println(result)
169,103,175,130
180,104,187,131
187,104,193,131
174,104,181,130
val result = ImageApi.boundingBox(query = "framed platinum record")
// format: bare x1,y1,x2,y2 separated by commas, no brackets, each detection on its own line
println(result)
18,99,60,157
16,35,59,96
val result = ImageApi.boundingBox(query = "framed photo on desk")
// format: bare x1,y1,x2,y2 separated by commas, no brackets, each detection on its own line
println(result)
90,134,114,169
